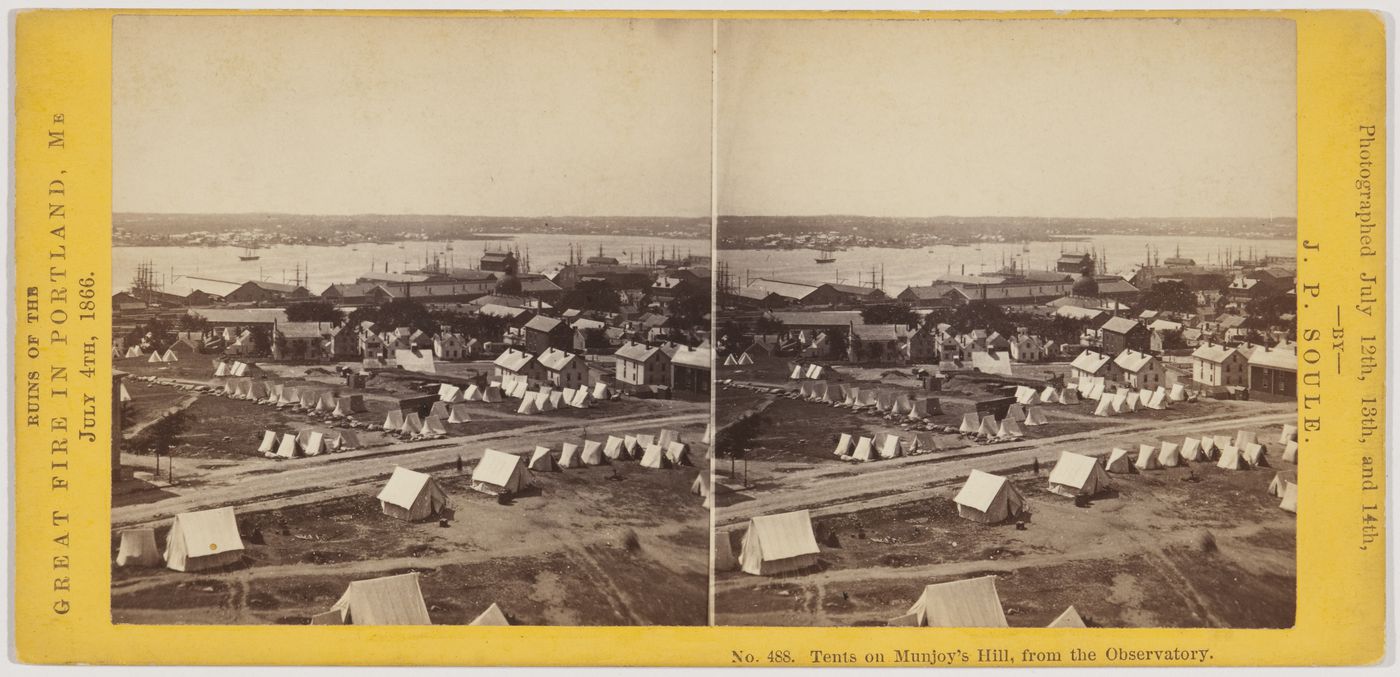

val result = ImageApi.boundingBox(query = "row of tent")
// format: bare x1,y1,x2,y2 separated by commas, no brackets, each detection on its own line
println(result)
258,428,362,458
957,407,1048,439
208,378,370,419
832,431,944,461
378,410,452,440
492,378,612,405
1103,433,1283,473
142,348,181,363
114,511,508,625
213,360,254,377
1012,384,1080,406
721,352,755,366
1090,386,1171,417
787,363,827,380
437,382,503,404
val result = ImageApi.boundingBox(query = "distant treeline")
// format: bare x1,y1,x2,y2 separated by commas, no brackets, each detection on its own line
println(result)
717,215,1297,247
113,212,712,241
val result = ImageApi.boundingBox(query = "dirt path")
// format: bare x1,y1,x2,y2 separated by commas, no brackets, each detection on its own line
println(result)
114,409,708,529
716,410,1294,528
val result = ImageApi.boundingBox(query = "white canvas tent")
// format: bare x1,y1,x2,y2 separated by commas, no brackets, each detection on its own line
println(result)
1216,445,1246,470
1047,451,1111,498
529,446,559,472
399,413,423,436
1157,441,1182,467
603,435,628,460
953,470,1026,524
666,441,692,466
580,440,605,465
996,419,1025,438
959,413,979,434
833,433,853,458
1180,437,1204,462
376,467,449,521
897,576,1008,628
1282,440,1298,464
639,444,670,469
1169,383,1187,402
1242,442,1268,468
469,602,511,626
311,573,432,626
275,433,298,459
1104,448,1132,473
1279,424,1298,444
850,436,875,462
1279,481,1298,513
976,415,999,438
116,528,162,567
558,443,583,469
1039,386,1058,403
447,404,472,424
421,415,448,437
1135,444,1161,471
1023,407,1049,426
471,450,529,495
515,397,539,415
1048,605,1087,628
1058,386,1080,405
877,434,903,460
382,409,405,431
163,507,245,572
257,430,277,453
739,510,821,576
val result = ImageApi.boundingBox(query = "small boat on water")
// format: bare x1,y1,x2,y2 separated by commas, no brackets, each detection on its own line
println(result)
814,248,836,264
239,246,260,261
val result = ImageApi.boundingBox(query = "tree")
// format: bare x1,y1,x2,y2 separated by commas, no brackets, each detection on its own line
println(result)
861,303,916,326
559,279,621,314
178,313,210,332
144,410,187,457
286,299,344,325
350,299,437,336
1244,289,1296,331
668,291,710,332
1137,280,1197,314
754,315,785,335
249,327,274,356
949,301,1012,337
434,310,509,343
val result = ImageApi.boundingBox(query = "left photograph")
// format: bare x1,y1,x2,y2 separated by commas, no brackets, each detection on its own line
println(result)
109,16,714,626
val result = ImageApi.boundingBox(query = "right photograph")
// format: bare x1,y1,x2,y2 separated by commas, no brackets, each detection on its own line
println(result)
712,19,1300,628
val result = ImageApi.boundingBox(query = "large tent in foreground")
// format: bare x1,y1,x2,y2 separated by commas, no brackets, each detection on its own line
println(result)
953,470,1026,524
311,572,432,625
376,467,450,521
1048,605,1088,628
739,510,821,576
891,575,1009,627
1047,451,1111,498
469,602,511,626
471,449,529,496
164,506,245,572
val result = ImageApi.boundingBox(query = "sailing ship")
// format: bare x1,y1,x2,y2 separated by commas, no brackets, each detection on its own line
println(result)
239,246,260,261
814,248,836,264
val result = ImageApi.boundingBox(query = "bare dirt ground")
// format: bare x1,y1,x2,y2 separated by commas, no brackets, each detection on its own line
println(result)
112,357,711,626
714,358,1297,628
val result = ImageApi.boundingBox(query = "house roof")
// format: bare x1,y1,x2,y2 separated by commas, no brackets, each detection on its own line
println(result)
524,315,565,334
1100,316,1143,335
899,284,958,300
493,349,535,372
614,341,664,363
824,282,883,297
536,347,581,372
1070,350,1112,373
1249,346,1298,371
1191,344,1240,363
278,321,335,339
478,304,531,320
1113,349,1157,373
769,310,865,328
671,345,712,369
745,278,819,302
189,307,288,325
850,324,908,341
240,280,306,294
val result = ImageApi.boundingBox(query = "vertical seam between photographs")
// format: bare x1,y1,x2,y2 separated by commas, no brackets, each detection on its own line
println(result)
707,16,719,628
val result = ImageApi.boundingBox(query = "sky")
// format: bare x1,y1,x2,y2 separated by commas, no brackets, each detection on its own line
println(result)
717,19,1297,219
113,16,713,217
